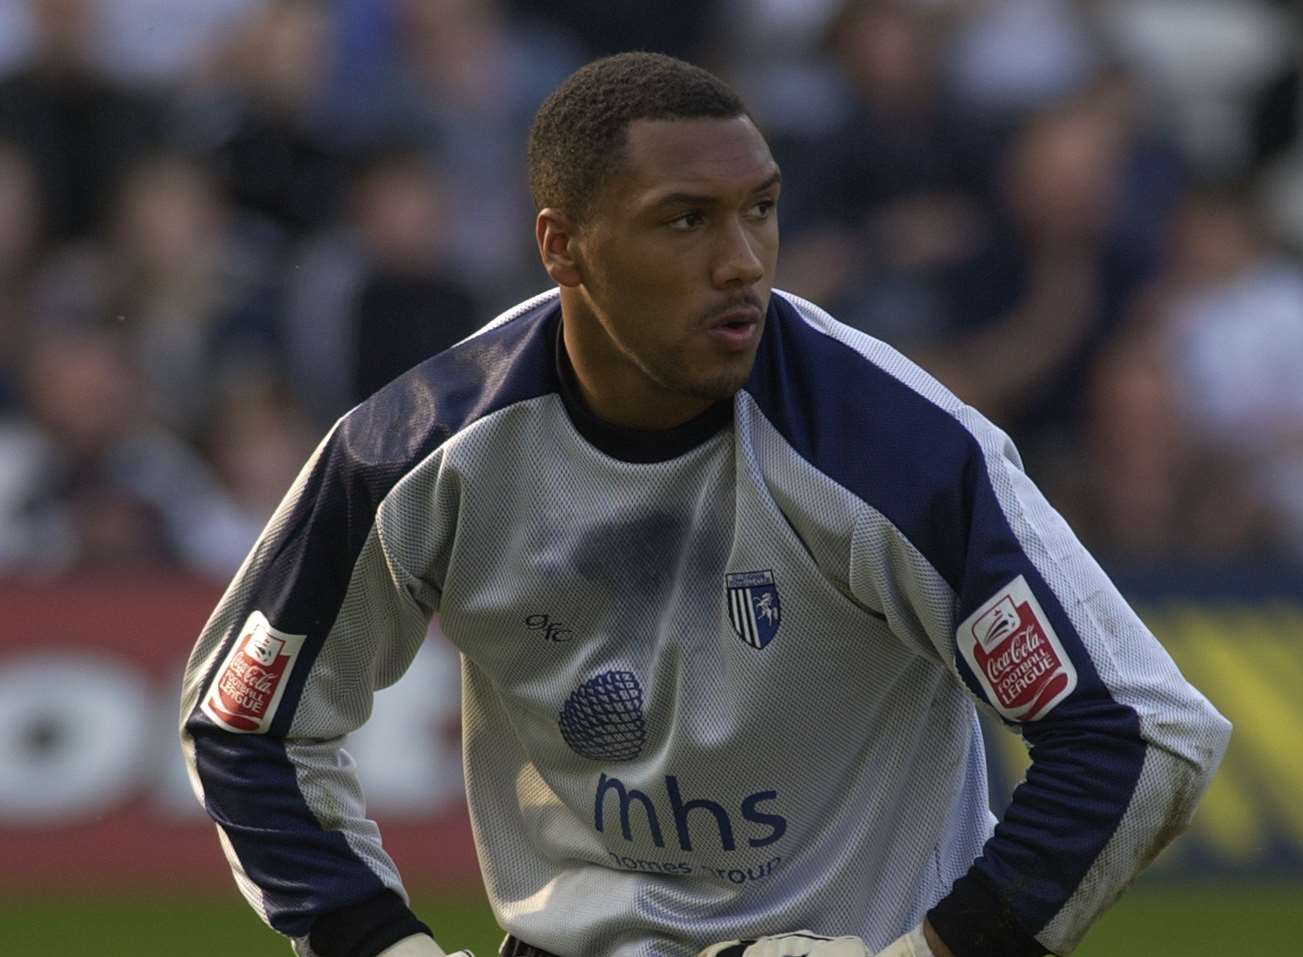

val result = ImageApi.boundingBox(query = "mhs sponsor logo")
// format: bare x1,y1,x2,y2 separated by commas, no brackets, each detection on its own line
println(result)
593,773,786,852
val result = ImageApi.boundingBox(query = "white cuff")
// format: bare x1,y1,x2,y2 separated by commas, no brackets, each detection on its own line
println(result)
874,924,935,957
376,934,447,957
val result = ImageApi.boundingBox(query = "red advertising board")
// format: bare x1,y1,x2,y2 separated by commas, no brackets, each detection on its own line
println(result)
0,581,479,889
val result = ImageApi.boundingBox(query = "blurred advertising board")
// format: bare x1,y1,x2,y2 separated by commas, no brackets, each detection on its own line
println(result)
2,575,1301,889
984,566,1303,876
0,581,475,890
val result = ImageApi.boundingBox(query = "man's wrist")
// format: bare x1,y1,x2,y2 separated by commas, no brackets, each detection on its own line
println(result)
926,870,1047,957
376,935,446,957
922,920,955,957
308,890,434,957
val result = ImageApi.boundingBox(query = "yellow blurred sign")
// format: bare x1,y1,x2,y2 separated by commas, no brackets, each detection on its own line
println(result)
984,602,1303,872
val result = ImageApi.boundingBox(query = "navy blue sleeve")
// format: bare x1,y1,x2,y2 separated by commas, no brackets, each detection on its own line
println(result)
750,295,1228,955
179,303,561,941
182,412,433,938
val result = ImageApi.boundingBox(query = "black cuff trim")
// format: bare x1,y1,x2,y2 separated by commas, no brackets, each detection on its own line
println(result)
927,869,1049,957
309,889,433,957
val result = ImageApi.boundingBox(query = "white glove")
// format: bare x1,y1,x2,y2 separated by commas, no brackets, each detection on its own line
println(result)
695,924,935,957
874,924,935,957
375,935,476,957
696,931,871,957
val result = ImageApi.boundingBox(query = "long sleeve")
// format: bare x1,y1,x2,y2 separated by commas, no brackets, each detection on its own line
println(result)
853,405,1231,956
179,414,443,955
179,289,560,955
746,291,1231,956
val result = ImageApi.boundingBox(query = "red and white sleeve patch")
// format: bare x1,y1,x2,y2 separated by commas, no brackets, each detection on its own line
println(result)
957,575,1078,721
200,611,307,734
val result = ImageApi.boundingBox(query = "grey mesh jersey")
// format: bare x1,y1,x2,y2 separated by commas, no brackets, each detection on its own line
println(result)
180,289,1230,957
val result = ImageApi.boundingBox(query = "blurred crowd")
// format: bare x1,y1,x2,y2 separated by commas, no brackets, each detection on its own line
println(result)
0,0,1300,581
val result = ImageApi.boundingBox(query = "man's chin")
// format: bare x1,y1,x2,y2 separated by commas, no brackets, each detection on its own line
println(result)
682,367,753,404
646,349,758,407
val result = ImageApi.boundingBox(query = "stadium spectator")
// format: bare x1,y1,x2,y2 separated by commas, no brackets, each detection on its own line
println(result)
945,0,1102,118
0,0,165,241
328,0,580,300
0,2,32,76
773,0,1001,350
1065,182,1303,567
1153,186,1303,560
92,0,264,87
175,0,347,238
915,78,1180,467
0,0,266,86
1074,321,1192,565
0,0,1291,584
1249,21,1301,170
1252,17,1303,250
283,143,482,427
0,329,251,578
712,0,847,138
0,139,44,413
204,381,317,550
28,150,284,440
506,0,724,63
1096,0,1294,176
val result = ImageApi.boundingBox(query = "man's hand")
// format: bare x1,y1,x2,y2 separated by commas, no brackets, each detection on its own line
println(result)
874,924,936,957
695,923,937,957
375,935,476,957
696,932,870,957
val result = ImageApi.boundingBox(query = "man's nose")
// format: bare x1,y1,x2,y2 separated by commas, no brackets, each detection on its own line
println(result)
712,218,766,288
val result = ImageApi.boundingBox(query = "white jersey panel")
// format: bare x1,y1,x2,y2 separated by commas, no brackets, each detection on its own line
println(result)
776,290,1231,952
369,386,994,955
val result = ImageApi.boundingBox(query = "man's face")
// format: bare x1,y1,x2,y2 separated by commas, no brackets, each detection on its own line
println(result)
565,116,781,423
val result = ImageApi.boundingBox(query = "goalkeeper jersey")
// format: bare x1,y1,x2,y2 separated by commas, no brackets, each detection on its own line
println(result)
180,289,1230,957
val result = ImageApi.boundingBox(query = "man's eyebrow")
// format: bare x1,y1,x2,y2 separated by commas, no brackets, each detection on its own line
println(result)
645,170,783,210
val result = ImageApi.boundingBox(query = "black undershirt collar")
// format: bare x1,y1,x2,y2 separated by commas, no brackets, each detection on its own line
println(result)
552,311,734,464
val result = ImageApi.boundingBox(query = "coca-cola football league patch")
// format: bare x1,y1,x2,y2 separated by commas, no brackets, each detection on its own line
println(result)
201,611,306,733
957,575,1077,721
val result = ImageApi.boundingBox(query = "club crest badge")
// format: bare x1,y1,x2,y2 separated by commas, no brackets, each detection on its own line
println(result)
726,570,782,649
201,611,306,734
957,575,1077,721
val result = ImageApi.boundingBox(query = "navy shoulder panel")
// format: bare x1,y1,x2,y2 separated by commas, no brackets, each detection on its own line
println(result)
255,299,560,642
747,295,1145,937
745,293,978,592
188,297,560,935
342,300,562,477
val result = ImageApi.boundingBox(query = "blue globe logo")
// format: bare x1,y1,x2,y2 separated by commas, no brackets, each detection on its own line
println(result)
558,670,646,761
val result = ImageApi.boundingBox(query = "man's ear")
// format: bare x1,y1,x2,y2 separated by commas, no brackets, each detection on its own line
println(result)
536,208,584,288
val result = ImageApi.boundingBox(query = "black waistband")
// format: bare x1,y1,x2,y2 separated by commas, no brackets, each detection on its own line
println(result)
500,935,564,957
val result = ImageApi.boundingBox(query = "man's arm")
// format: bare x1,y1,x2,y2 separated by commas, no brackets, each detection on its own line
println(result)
852,405,1230,956
922,923,953,957
179,417,451,956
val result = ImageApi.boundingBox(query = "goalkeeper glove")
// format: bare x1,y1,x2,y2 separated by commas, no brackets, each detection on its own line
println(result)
375,935,476,957
696,933,869,957
874,925,934,957
696,924,934,957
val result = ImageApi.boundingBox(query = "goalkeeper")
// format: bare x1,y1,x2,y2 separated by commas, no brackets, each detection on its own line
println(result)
180,53,1230,957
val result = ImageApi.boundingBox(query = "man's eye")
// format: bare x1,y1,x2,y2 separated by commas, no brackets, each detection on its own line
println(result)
749,199,776,219
668,211,705,230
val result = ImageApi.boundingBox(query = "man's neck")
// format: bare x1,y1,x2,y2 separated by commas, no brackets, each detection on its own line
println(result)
558,301,712,431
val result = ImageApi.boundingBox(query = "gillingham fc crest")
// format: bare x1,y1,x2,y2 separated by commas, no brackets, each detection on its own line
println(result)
726,570,782,649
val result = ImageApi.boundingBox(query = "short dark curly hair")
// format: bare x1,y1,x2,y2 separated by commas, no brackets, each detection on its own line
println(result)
527,52,749,223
